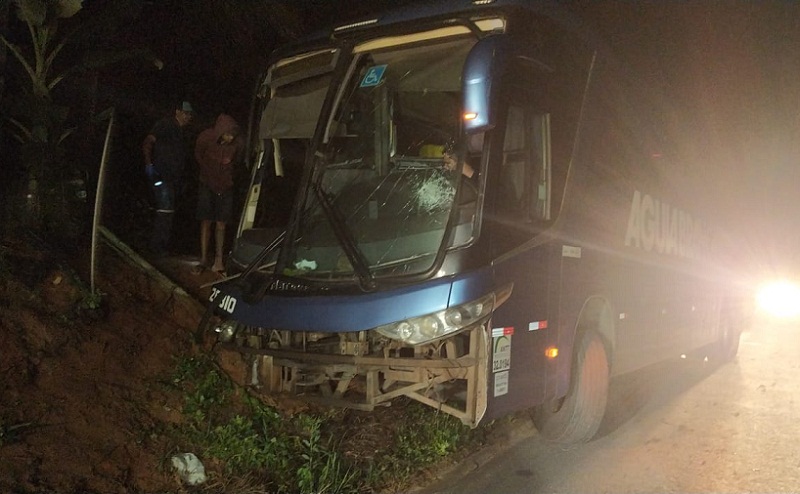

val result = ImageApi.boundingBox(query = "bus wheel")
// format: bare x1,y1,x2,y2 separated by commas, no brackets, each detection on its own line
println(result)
714,317,741,363
532,330,609,444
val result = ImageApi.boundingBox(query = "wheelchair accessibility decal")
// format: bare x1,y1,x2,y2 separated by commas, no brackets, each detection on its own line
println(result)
360,64,387,87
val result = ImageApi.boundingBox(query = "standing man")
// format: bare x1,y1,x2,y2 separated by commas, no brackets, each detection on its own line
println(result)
141,101,194,257
193,113,242,274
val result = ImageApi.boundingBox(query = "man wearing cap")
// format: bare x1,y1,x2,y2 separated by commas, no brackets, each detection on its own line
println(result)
142,101,194,256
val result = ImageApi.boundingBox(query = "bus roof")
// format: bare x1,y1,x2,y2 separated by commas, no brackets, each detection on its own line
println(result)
270,0,591,64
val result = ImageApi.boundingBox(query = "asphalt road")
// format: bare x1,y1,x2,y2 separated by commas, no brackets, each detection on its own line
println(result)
422,320,800,493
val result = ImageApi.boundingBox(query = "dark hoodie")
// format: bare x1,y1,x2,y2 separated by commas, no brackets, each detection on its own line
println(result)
195,114,242,194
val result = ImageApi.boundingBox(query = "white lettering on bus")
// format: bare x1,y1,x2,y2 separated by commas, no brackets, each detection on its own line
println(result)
624,190,704,259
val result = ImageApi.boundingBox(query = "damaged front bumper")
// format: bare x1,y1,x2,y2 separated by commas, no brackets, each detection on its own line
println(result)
215,322,489,426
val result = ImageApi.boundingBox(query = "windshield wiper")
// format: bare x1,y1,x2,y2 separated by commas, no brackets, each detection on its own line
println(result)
236,230,286,304
310,179,376,291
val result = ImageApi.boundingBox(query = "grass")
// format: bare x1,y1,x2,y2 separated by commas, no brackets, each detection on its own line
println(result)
168,355,360,492
166,354,476,493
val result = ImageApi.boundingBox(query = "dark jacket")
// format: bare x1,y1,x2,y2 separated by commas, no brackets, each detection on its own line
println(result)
149,117,186,181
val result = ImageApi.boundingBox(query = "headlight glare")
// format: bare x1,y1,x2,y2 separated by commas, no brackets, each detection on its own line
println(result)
757,279,800,318
396,321,414,340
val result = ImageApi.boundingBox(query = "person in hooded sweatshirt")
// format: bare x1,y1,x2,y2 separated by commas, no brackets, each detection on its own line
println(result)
192,113,243,274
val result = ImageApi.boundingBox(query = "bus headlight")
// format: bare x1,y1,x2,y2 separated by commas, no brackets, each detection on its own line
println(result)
214,321,239,342
374,293,494,345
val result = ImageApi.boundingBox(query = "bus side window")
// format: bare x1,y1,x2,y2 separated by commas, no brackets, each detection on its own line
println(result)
530,112,551,221
499,106,527,212
498,105,552,222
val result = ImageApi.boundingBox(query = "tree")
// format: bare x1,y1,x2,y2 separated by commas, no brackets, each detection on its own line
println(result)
0,0,82,231
0,0,154,235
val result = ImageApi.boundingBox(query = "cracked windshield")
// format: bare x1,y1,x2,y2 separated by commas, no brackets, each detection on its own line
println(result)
284,37,479,280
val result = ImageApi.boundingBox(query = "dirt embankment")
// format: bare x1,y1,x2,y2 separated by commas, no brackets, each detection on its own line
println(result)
0,233,208,493
0,231,504,494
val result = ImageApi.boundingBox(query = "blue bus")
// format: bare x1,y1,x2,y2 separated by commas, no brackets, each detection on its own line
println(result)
203,0,743,443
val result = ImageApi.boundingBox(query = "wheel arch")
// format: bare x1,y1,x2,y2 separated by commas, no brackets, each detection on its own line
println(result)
574,296,616,367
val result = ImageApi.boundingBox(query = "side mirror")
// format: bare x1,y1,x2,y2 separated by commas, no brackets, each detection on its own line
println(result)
462,34,509,133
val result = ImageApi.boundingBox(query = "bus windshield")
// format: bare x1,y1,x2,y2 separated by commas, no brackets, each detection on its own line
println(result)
280,36,480,282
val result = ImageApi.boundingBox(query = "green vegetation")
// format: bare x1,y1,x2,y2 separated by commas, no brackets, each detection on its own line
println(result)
167,355,476,493
395,404,465,467
59,263,107,320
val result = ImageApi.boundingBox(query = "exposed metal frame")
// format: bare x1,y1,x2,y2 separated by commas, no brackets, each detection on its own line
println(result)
219,324,489,426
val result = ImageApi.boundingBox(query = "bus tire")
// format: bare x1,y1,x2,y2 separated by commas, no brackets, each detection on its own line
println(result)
532,330,609,444
714,317,741,363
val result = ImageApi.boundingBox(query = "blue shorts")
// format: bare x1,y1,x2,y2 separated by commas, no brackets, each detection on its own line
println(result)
196,183,233,222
